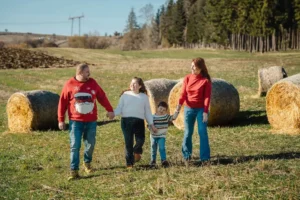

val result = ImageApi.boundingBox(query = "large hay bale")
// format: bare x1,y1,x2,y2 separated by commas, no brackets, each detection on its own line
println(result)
258,66,287,96
266,73,300,134
168,78,240,130
145,79,179,113
6,90,60,133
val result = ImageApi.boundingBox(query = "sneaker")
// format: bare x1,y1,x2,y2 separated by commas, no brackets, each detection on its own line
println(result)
83,162,94,174
149,160,156,167
68,170,79,181
161,160,169,168
134,153,141,163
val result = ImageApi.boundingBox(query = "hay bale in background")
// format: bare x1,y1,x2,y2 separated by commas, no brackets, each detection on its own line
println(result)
6,90,60,133
258,66,287,96
145,79,179,113
168,78,240,130
266,73,300,134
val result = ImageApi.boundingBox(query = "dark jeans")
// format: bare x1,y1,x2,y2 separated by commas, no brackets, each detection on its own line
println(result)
121,117,145,166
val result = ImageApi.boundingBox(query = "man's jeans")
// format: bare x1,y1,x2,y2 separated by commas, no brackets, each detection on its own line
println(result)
121,117,145,166
150,136,166,162
182,107,210,161
69,120,97,170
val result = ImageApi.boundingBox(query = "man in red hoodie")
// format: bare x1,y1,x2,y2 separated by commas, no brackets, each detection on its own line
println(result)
58,63,114,180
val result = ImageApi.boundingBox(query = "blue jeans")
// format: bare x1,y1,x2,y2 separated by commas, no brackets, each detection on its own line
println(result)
182,107,210,161
69,120,97,170
121,117,145,166
150,136,166,162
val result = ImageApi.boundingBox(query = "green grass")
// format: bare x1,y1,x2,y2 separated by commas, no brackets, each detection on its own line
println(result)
1,48,300,199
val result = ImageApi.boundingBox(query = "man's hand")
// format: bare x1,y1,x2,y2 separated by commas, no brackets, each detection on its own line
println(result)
107,112,115,120
203,112,208,123
151,124,158,133
58,122,66,130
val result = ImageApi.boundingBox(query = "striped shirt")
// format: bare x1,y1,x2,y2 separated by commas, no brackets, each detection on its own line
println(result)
151,113,178,138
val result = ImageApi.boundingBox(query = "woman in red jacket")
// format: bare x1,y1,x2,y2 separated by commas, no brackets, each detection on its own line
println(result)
176,57,212,165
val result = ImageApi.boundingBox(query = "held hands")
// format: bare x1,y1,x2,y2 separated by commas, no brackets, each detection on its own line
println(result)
176,104,182,113
106,112,115,120
203,112,208,123
150,124,158,133
58,122,66,130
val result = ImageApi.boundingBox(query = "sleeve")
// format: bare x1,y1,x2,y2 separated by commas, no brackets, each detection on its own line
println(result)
144,95,154,125
95,83,113,112
114,94,124,116
203,80,212,113
57,83,69,122
178,76,188,105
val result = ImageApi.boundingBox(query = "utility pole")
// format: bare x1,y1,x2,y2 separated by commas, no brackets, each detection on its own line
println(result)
69,14,84,36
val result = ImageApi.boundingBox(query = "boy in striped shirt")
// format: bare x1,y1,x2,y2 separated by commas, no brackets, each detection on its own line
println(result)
149,101,179,167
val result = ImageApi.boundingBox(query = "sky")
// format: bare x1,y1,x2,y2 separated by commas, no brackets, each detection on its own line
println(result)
0,0,167,36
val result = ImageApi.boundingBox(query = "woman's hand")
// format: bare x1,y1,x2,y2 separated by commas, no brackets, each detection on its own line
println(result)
203,112,208,123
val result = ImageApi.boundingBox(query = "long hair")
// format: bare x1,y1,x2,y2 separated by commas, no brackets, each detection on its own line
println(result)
120,77,148,96
193,57,211,82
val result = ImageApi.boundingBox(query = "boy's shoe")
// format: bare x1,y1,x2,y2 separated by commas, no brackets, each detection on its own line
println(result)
134,153,141,162
83,162,94,174
161,160,170,168
149,160,156,167
68,170,79,181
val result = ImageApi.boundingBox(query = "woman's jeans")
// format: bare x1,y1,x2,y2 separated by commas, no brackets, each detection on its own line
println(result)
121,117,145,166
182,107,210,161
69,120,97,170
150,136,166,162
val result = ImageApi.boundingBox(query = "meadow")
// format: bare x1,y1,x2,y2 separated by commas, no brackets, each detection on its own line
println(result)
0,48,300,199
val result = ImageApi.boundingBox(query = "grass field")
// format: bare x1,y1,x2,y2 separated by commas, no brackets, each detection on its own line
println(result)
1,48,300,199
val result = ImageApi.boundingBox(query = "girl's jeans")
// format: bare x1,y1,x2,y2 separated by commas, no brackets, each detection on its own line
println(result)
121,117,145,166
69,120,97,170
182,107,210,161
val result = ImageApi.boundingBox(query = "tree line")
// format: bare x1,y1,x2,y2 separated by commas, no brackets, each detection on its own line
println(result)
124,0,300,52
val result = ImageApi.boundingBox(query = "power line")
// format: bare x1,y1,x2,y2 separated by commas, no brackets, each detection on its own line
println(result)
69,14,84,36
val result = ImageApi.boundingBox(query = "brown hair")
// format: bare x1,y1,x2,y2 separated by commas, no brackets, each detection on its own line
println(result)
120,77,148,96
192,57,211,82
76,63,89,75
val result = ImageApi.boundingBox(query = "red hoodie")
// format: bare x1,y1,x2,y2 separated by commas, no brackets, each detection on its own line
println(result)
58,77,113,122
179,74,212,113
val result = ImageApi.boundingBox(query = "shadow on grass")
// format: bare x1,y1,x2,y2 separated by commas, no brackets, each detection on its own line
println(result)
188,152,300,167
227,110,269,127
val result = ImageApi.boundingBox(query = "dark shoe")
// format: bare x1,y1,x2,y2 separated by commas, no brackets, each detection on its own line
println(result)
127,165,133,170
149,160,156,167
134,153,141,162
161,160,169,168
68,170,79,181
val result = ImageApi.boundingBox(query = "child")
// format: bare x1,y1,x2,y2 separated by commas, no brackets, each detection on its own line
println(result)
114,77,157,169
149,101,179,167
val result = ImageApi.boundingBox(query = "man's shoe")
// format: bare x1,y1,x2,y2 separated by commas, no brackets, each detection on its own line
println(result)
68,170,79,181
83,162,94,174
127,165,133,170
134,153,141,162
161,160,170,168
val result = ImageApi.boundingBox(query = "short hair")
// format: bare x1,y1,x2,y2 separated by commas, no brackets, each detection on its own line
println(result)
76,63,89,75
157,101,168,109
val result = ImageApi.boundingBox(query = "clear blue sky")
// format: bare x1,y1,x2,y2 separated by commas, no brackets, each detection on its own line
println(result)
0,0,166,36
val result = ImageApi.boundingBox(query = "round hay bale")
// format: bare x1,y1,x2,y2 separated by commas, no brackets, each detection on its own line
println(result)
168,78,240,130
258,66,287,96
266,73,300,134
144,79,179,113
6,90,60,133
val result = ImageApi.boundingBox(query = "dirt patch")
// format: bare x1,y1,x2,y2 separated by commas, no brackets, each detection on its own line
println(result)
0,47,86,69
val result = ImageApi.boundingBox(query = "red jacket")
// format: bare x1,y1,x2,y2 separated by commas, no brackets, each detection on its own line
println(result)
179,74,212,113
58,77,113,122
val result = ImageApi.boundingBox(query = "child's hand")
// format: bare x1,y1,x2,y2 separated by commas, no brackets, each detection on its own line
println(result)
151,124,158,133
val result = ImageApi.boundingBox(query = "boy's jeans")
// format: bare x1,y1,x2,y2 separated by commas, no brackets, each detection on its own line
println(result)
121,117,145,166
182,107,210,161
150,136,166,162
69,120,97,170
